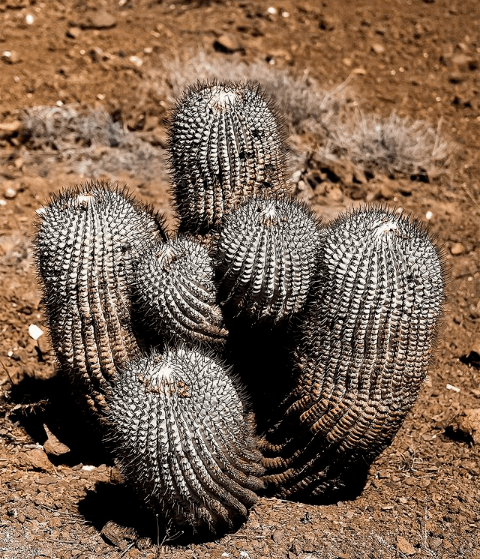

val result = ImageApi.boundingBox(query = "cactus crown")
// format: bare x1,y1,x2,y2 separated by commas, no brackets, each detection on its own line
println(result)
133,236,228,347
216,195,321,323
168,80,288,234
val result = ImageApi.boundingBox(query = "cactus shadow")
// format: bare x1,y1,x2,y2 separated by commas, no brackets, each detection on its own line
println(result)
223,317,296,434
79,480,250,547
4,372,111,467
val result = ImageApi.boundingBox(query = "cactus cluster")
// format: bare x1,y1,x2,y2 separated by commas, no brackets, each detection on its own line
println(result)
34,80,445,533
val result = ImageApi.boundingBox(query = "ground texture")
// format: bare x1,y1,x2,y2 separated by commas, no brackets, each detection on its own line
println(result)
0,1,479,558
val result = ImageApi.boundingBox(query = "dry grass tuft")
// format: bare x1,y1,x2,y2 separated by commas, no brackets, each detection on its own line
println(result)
19,106,166,179
17,53,453,181
319,111,452,178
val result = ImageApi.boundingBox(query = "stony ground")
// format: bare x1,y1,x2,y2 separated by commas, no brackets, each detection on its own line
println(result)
0,1,479,558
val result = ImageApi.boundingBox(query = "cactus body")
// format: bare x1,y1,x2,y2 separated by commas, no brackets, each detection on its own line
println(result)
216,196,321,323
263,206,445,499
134,236,228,347
34,182,166,416
169,81,288,234
107,346,264,531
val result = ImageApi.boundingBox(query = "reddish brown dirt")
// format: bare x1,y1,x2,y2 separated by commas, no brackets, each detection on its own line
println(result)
1,1,479,558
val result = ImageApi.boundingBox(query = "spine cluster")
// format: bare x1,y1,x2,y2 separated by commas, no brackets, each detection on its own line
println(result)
33,80,446,533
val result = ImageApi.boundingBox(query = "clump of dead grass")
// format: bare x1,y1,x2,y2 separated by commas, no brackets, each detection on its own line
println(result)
320,111,452,178
19,106,166,179
17,53,452,181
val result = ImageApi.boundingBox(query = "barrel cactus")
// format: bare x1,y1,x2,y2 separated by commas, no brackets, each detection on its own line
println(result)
34,182,166,416
215,195,321,323
168,80,288,234
106,345,264,531
133,236,228,348
262,206,445,499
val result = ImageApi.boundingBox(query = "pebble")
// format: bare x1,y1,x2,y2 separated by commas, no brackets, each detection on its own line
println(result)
4,186,17,199
81,10,117,30
0,120,22,139
43,424,71,457
450,242,465,255
371,43,385,55
66,26,82,39
396,536,416,556
1,50,21,64
271,529,284,543
319,15,337,31
214,34,243,53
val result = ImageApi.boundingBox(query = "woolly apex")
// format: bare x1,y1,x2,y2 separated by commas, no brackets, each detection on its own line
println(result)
263,206,445,498
133,236,228,347
106,345,264,531
34,182,166,416
169,80,288,234
216,195,321,323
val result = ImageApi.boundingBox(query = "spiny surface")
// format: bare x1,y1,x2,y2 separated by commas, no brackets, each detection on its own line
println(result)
34,182,166,416
216,196,321,323
106,346,264,531
262,206,445,499
169,80,288,234
133,236,228,347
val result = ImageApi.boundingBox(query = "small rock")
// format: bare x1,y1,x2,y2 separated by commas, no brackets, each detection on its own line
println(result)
129,55,143,68
43,424,71,456
81,10,117,30
397,536,416,556
17,448,54,472
450,242,465,255
0,120,22,139
451,54,478,72
272,529,284,544
342,57,353,67
28,324,43,340
4,186,17,199
101,520,137,551
214,34,243,53
319,15,337,31
371,43,385,55
1,50,21,64
66,26,82,39
446,409,480,444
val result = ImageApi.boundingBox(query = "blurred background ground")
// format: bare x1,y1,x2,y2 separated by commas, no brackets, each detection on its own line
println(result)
0,0,479,558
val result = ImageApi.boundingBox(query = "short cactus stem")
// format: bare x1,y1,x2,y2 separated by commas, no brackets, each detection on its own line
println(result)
106,345,264,531
133,236,228,348
169,80,288,234
215,195,321,324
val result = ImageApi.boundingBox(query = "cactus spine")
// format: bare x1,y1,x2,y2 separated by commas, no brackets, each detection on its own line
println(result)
262,206,445,499
169,81,288,234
